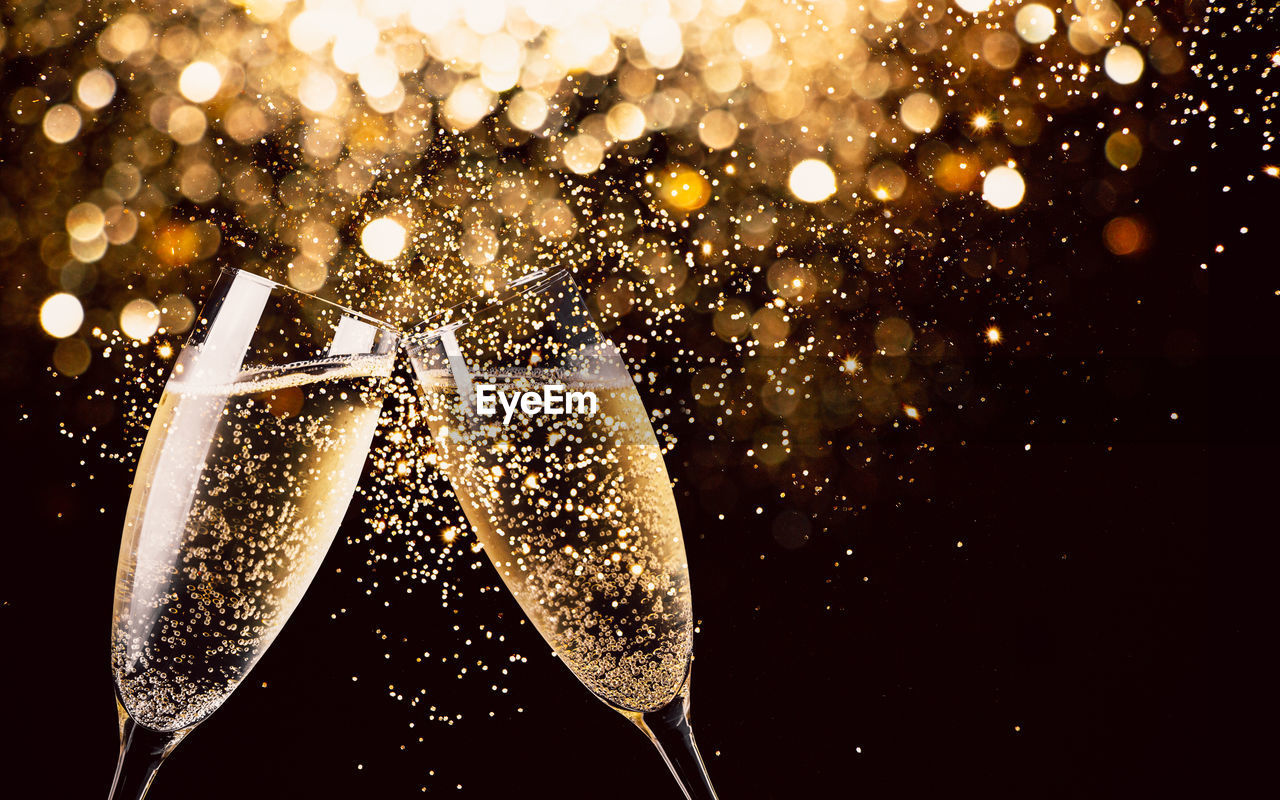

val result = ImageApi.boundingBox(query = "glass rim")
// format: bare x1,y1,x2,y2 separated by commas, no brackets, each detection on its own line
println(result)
217,265,400,334
405,268,572,348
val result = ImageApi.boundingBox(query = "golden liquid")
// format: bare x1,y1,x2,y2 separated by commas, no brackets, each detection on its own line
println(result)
416,372,694,713
112,354,392,731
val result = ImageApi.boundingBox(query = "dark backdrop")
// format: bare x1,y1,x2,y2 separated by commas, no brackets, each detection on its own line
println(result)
3,13,1253,800
0,179,1219,799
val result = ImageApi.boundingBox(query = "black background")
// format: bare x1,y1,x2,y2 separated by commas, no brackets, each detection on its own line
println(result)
0,181,1220,799
0,14,1247,800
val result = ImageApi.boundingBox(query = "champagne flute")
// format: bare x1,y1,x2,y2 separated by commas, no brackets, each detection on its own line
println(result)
108,268,399,799
406,269,719,799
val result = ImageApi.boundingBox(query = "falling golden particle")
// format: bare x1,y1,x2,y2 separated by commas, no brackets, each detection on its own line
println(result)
986,326,1002,344
971,112,992,132
1265,166,1280,178
841,356,861,374
903,405,921,420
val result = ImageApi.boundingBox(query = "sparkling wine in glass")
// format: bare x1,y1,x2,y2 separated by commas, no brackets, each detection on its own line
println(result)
406,269,719,799
108,268,399,798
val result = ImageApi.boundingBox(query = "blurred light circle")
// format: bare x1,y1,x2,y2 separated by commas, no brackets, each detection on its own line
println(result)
167,105,207,145
464,0,506,35
656,166,710,212
70,233,109,263
76,69,117,109
606,103,647,141
40,293,84,338
698,109,739,150
507,91,548,131
179,61,222,103
288,260,328,293
366,82,405,113
1105,131,1143,170
481,66,519,93
1015,4,1056,44
53,338,92,377
42,104,82,143
332,19,379,73
1104,45,1144,85
788,159,838,203
160,294,196,333
900,92,941,133
358,57,399,99
732,19,773,58
120,299,160,340
299,72,339,113
639,16,684,69
443,79,496,130
563,134,605,174
288,10,332,52
66,203,106,242
1103,216,1148,255
362,217,407,262
954,0,993,14
982,165,1026,209
866,161,908,201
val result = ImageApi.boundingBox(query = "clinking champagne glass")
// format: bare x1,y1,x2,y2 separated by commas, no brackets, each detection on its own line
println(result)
406,269,719,799
108,268,399,799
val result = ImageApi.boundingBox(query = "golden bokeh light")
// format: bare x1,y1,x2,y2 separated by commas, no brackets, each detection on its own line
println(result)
982,166,1026,210
655,166,711,212
76,69,117,109
361,217,408,262
120,299,160,341
179,61,222,103
42,104,81,143
900,92,942,133
40,293,84,338
1015,4,1056,45
1104,45,1145,85
788,159,837,203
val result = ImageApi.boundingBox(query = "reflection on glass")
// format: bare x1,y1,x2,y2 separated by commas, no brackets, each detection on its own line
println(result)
408,269,719,799
108,268,399,799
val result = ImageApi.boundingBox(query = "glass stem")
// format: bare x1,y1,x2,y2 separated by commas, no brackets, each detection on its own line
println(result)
108,699,189,800
631,685,720,800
